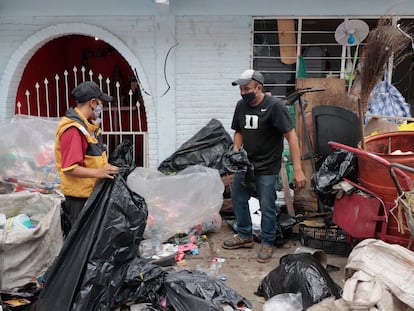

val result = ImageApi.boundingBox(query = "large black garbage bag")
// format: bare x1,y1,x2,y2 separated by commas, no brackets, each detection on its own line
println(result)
158,119,232,175
112,258,166,308
164,270,252,311
311,149,356,195
35,140,148,311
256,253,341,309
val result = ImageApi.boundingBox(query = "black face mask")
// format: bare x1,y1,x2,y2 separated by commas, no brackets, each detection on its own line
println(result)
242,91,256,103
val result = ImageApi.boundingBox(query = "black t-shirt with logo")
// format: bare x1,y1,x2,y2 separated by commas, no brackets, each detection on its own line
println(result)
231,94,293,175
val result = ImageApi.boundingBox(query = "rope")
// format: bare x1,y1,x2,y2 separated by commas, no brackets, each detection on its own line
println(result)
395,190,414,236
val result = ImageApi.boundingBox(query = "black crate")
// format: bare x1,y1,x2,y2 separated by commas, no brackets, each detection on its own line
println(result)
299,225,352,256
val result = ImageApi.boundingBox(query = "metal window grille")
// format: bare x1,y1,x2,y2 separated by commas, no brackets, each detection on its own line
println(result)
252,17,386,98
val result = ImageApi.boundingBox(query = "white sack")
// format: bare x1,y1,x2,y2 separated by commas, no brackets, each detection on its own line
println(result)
345,238,414,308
0,192,63,290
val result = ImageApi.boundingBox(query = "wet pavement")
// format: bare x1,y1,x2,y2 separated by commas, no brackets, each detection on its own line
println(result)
174,220,349,311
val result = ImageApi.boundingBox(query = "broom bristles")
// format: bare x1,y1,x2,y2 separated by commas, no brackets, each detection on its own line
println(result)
360,18,413,111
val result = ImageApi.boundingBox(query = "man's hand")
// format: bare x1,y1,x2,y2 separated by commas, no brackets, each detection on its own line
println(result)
98,164,119,179
64,164,119,179
293,168,306,189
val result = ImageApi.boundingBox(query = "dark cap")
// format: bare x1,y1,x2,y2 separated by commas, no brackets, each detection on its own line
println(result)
232,69,264,86
72,81,113,103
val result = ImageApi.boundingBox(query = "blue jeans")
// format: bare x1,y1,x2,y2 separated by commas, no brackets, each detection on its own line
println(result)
232,172,278,245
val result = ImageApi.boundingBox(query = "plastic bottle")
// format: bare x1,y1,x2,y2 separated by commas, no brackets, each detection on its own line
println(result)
150,229,162,255
208,259,219,278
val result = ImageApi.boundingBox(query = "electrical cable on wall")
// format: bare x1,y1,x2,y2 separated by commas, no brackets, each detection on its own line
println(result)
160,42,179,97
134,68,151,96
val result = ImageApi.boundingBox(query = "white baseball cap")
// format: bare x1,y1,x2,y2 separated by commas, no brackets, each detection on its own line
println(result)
232,69,264,86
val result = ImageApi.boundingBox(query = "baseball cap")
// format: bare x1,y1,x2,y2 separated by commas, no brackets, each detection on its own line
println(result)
232,69,264,86
72,81,113,103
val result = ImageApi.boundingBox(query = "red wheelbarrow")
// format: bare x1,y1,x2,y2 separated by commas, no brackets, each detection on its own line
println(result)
328,141,414,250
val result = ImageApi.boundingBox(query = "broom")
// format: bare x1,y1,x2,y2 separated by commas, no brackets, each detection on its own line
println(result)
358,18,413,148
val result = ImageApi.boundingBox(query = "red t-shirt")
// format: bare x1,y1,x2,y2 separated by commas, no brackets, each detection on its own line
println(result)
60,127,88,169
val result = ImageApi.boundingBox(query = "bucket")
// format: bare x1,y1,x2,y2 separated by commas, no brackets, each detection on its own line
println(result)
359,131,414,238
359,131,414,202
365,131,414,168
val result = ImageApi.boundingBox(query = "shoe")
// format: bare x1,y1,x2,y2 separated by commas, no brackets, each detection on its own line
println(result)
257,244,273,263
222,235,254,249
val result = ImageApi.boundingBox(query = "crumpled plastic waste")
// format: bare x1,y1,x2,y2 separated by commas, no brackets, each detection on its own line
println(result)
222,146,255,191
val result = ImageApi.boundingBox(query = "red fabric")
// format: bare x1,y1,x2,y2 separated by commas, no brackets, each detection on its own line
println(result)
60,127,88,169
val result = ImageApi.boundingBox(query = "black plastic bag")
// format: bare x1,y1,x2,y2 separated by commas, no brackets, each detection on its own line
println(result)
158,119,232,175
164,270,252,311
222,146,255,191
111,257,166,308
35,141,148,311
311,149,356,195
256,253,341,309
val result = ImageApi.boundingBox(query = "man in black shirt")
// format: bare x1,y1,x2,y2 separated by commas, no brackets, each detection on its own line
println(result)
223,69,306,263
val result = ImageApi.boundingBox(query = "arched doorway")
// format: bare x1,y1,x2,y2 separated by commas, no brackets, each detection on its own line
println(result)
0,23,157,168
16,35,148,167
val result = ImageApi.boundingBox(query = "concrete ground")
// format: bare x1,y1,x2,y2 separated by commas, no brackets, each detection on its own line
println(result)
175,221,349,311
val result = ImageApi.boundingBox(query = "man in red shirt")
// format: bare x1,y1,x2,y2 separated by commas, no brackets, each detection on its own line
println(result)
55,81,119,227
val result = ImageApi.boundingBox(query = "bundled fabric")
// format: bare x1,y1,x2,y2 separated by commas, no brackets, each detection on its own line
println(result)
344,239,414,309
366,78,411,124
308,239,414,310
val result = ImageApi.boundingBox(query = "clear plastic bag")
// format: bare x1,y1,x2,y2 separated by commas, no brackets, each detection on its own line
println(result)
0,115,60,190
263,292,303,311
127,165,224,242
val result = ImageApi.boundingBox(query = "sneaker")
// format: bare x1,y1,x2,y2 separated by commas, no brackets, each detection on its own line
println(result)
257,244,273,263
222,235,254,249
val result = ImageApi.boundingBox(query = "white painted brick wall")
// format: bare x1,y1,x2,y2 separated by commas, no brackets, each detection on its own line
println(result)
174,15,251,148
0,14,253,167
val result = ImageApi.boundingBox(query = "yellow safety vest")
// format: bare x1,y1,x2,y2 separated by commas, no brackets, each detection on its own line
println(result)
55,107,108,198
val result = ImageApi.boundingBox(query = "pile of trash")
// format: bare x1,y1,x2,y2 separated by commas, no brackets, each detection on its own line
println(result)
32,140,252,310
254,238,414,310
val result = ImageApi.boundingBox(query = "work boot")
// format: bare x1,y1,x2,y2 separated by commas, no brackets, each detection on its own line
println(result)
222,235,254,249
257,244,273,263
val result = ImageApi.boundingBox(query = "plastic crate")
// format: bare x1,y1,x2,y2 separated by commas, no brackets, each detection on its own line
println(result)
299,225,352,256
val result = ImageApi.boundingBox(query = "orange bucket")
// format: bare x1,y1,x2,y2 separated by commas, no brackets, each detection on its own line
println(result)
359,131,414,202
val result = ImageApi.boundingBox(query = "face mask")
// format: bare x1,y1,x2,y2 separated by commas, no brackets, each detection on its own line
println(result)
241,86,258,104
93,103,103,123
